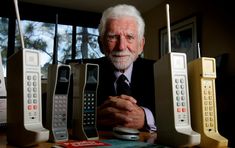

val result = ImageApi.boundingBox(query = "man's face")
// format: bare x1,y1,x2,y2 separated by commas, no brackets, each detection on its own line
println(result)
102,16,145,71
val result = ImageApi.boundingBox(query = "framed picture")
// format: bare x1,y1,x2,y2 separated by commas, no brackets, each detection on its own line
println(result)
160,16,198,62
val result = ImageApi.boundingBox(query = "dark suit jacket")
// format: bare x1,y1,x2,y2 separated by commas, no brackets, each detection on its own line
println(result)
93,56,156,115
65,56,156,129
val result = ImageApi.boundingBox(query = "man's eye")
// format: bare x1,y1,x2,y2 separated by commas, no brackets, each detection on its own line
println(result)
127,35,134,40
126,35,135,42
107,35,118,41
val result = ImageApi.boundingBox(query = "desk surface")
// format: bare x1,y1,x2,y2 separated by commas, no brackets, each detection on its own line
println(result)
0,129,157,148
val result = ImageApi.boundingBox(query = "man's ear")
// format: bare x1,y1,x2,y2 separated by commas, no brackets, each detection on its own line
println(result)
138,37,145,55
98,36,104,54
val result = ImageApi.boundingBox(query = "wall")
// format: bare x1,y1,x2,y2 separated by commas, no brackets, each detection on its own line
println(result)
143,0,235,76
143,0,235,146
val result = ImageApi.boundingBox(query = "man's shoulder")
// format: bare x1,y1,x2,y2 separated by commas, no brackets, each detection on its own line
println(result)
132,57,156,76
134,57,156,66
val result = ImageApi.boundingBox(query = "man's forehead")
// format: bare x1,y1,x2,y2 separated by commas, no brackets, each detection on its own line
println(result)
106,18,137,34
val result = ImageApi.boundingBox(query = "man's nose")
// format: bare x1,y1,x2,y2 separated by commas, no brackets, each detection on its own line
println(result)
118,36,127,50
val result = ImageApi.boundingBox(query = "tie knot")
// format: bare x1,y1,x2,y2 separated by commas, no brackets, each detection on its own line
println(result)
117,74,128,84
116,74,131,96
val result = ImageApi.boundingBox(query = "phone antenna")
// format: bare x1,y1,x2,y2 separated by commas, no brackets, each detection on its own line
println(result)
53,14,58,64
197,43,201,58
13,0,25,49
166,3,171,53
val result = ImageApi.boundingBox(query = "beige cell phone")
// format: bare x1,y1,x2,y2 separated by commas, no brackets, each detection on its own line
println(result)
188,57,228,147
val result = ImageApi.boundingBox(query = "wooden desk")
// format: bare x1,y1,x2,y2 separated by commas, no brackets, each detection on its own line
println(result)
0,129,157,148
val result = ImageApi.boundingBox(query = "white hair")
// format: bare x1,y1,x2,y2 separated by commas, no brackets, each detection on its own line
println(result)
98,4,145,41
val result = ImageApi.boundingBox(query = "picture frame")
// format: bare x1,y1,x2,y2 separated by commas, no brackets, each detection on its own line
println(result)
160,16,198,62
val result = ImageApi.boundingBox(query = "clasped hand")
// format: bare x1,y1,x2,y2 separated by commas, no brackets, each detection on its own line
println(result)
97,95,145,129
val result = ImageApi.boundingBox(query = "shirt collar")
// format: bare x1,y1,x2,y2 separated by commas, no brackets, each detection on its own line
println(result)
114,63,133,83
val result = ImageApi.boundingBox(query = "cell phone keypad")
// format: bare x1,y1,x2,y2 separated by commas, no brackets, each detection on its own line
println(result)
53,95,67,128
202,79,216,132
26,72,39,123
83,90,96,127
174,75,189,126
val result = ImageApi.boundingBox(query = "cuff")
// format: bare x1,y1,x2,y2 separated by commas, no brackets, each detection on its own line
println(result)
141,107,157,132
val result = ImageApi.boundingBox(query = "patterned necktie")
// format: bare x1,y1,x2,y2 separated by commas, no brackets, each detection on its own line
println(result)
116,74,131,96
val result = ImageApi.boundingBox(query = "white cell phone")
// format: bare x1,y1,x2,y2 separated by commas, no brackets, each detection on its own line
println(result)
7,49,49,147
0,52,7,128
154,52,200,147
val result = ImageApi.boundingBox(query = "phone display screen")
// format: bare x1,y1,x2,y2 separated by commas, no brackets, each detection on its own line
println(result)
55,66,70,94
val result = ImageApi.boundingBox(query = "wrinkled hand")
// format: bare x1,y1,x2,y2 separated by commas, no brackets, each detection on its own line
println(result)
97,95,145,129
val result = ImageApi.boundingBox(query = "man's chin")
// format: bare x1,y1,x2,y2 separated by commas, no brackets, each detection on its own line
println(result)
113,62,131,70
109,56,136,70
